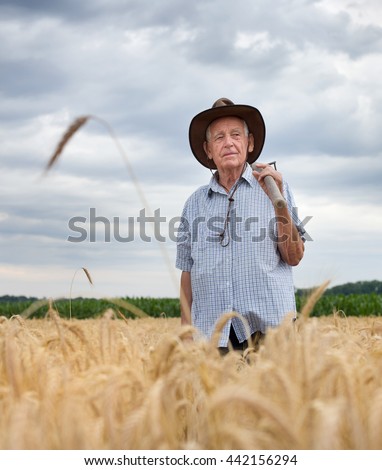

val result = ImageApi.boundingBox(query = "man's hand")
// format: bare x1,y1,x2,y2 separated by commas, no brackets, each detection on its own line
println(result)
252,163,304,266
252,162,283,197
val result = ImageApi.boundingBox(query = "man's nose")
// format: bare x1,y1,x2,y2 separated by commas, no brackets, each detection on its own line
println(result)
223,135,234,146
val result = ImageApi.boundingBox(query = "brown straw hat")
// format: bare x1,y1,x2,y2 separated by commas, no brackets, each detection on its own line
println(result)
188,98,266,169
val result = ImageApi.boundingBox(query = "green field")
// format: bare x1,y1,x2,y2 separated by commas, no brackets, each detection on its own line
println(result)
295,292,382,317
1,292,381,319
0,296,180,319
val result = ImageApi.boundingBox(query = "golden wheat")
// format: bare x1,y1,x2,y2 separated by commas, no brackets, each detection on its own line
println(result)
1,308,382,450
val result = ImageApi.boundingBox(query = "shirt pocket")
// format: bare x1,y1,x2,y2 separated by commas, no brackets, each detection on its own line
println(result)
191,222,222,274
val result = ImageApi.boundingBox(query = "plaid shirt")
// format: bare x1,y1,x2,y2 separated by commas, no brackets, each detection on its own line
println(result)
176,164,305,347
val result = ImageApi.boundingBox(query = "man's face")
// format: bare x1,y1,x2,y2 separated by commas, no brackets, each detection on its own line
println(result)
203,116,254,172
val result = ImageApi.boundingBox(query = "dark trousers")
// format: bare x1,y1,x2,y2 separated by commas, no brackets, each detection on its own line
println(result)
219,326,265,355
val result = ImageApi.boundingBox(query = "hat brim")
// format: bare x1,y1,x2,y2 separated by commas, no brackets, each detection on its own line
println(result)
189,104,266,169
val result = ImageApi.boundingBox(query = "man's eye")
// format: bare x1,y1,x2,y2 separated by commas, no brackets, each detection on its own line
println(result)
214,135,223,141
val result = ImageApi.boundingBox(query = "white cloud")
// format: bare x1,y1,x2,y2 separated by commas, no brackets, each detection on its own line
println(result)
1,0,381,298
317,0,382,27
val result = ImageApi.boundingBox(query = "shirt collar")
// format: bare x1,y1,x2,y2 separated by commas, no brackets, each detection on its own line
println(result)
207,163,255,196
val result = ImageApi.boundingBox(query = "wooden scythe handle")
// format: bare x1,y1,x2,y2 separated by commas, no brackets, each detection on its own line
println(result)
264,175,287,209
251,164,287,210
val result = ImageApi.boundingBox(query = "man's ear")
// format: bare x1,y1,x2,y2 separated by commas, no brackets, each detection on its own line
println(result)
248,133,254,153
203,141,213,159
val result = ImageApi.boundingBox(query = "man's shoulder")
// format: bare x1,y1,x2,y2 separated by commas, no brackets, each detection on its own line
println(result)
184,184,210,204
179,184,210,217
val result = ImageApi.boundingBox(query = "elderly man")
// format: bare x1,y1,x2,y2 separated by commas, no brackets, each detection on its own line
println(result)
176,98,305,352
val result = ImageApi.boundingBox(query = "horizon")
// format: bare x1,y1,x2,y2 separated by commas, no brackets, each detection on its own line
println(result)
1,0,382,298
2,278,382,301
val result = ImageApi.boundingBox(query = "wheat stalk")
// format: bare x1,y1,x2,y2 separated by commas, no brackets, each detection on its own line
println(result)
20,298,50,319
69,267,94,320
44,115,179,295
210,311,251,350
300,280,331,319
106,297,148,319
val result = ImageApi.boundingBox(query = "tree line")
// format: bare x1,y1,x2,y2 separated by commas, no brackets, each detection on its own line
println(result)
295,280,382,297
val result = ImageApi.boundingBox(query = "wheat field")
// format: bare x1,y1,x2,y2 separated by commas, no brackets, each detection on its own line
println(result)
1,307,382,450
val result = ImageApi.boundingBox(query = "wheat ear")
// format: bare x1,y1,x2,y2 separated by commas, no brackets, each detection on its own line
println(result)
44,116,91,172
300,280,331,319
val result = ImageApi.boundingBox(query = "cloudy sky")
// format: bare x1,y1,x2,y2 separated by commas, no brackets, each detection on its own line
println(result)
1,0,381,300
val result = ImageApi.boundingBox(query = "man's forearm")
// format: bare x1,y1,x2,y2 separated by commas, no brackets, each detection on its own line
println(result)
275,207,305,266
180,271,192,325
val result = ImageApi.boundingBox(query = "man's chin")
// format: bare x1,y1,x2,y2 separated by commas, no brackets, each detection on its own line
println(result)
219,159,244,170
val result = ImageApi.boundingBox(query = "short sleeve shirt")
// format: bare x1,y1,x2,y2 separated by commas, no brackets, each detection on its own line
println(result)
176,164,305,347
